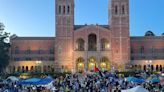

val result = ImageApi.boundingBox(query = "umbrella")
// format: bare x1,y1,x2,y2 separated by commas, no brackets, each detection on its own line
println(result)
121,86,149,92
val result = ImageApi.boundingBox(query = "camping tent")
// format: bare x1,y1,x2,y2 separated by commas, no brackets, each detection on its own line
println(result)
121,86,149,92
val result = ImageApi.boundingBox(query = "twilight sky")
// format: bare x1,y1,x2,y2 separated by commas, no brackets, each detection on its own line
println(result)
0,0,164,37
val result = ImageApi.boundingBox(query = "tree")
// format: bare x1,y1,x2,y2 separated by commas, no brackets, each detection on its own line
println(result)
0,22,10,73
145,31,155,36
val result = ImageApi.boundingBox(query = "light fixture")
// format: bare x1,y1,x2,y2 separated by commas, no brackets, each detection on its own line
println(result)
149,60,152,63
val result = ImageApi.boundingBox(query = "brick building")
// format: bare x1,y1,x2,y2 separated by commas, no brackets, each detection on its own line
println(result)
8,0,164,73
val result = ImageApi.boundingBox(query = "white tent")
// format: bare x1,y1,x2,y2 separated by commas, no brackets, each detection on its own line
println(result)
7,76,19,82
121,86,149,92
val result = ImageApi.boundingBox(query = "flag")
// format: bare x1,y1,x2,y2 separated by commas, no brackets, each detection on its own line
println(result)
94,65,99,72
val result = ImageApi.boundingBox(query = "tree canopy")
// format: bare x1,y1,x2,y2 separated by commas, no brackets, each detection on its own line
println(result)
0,22,10,73
145,31,155,36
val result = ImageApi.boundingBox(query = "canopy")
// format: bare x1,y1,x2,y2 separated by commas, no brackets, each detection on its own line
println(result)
18,78,41,85
18,77,53,85
121,86,149,92
149,78,160,83
7,76,20,82
126,77,145,83
33,77,53,85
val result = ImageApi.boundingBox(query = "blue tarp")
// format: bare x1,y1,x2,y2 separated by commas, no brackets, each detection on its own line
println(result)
126,77,145,83
18,77,53,85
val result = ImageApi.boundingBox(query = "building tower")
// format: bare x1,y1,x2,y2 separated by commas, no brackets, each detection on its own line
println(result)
110,0,130,70
55,0,74,72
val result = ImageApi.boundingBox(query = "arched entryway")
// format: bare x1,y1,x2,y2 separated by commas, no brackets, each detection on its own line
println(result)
151,65,154,71
88,57,96,71
76,57,85,72
156,65,159,71
100,57,110,71
143,65,146,71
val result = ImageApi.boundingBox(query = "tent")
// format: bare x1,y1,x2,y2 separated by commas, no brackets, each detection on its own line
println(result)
149,78,160,83
6,76,19,82
126,77,145,83
33,77,53,85
121,86,149,92
18,77,53,85
18,78,41,85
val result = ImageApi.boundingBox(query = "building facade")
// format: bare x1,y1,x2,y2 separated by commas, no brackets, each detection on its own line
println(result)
8,0,164,73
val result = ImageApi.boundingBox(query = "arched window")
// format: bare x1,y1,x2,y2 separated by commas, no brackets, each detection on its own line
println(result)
115,5,118,15
67,5,70,14
88,34,97,51
63,6,65,14
22,66,25,73
101,38,110,51
151,65,154,71
59,5,61,14
160,65,162,71
122,5,125,14
25,66,28,72
76,38,85,51
31,66,34,72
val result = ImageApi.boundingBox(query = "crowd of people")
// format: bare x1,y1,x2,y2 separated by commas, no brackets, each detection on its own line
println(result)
0,71,163,92
52,72,164,92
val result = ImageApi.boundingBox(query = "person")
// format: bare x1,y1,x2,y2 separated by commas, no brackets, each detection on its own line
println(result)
51,86,58,92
